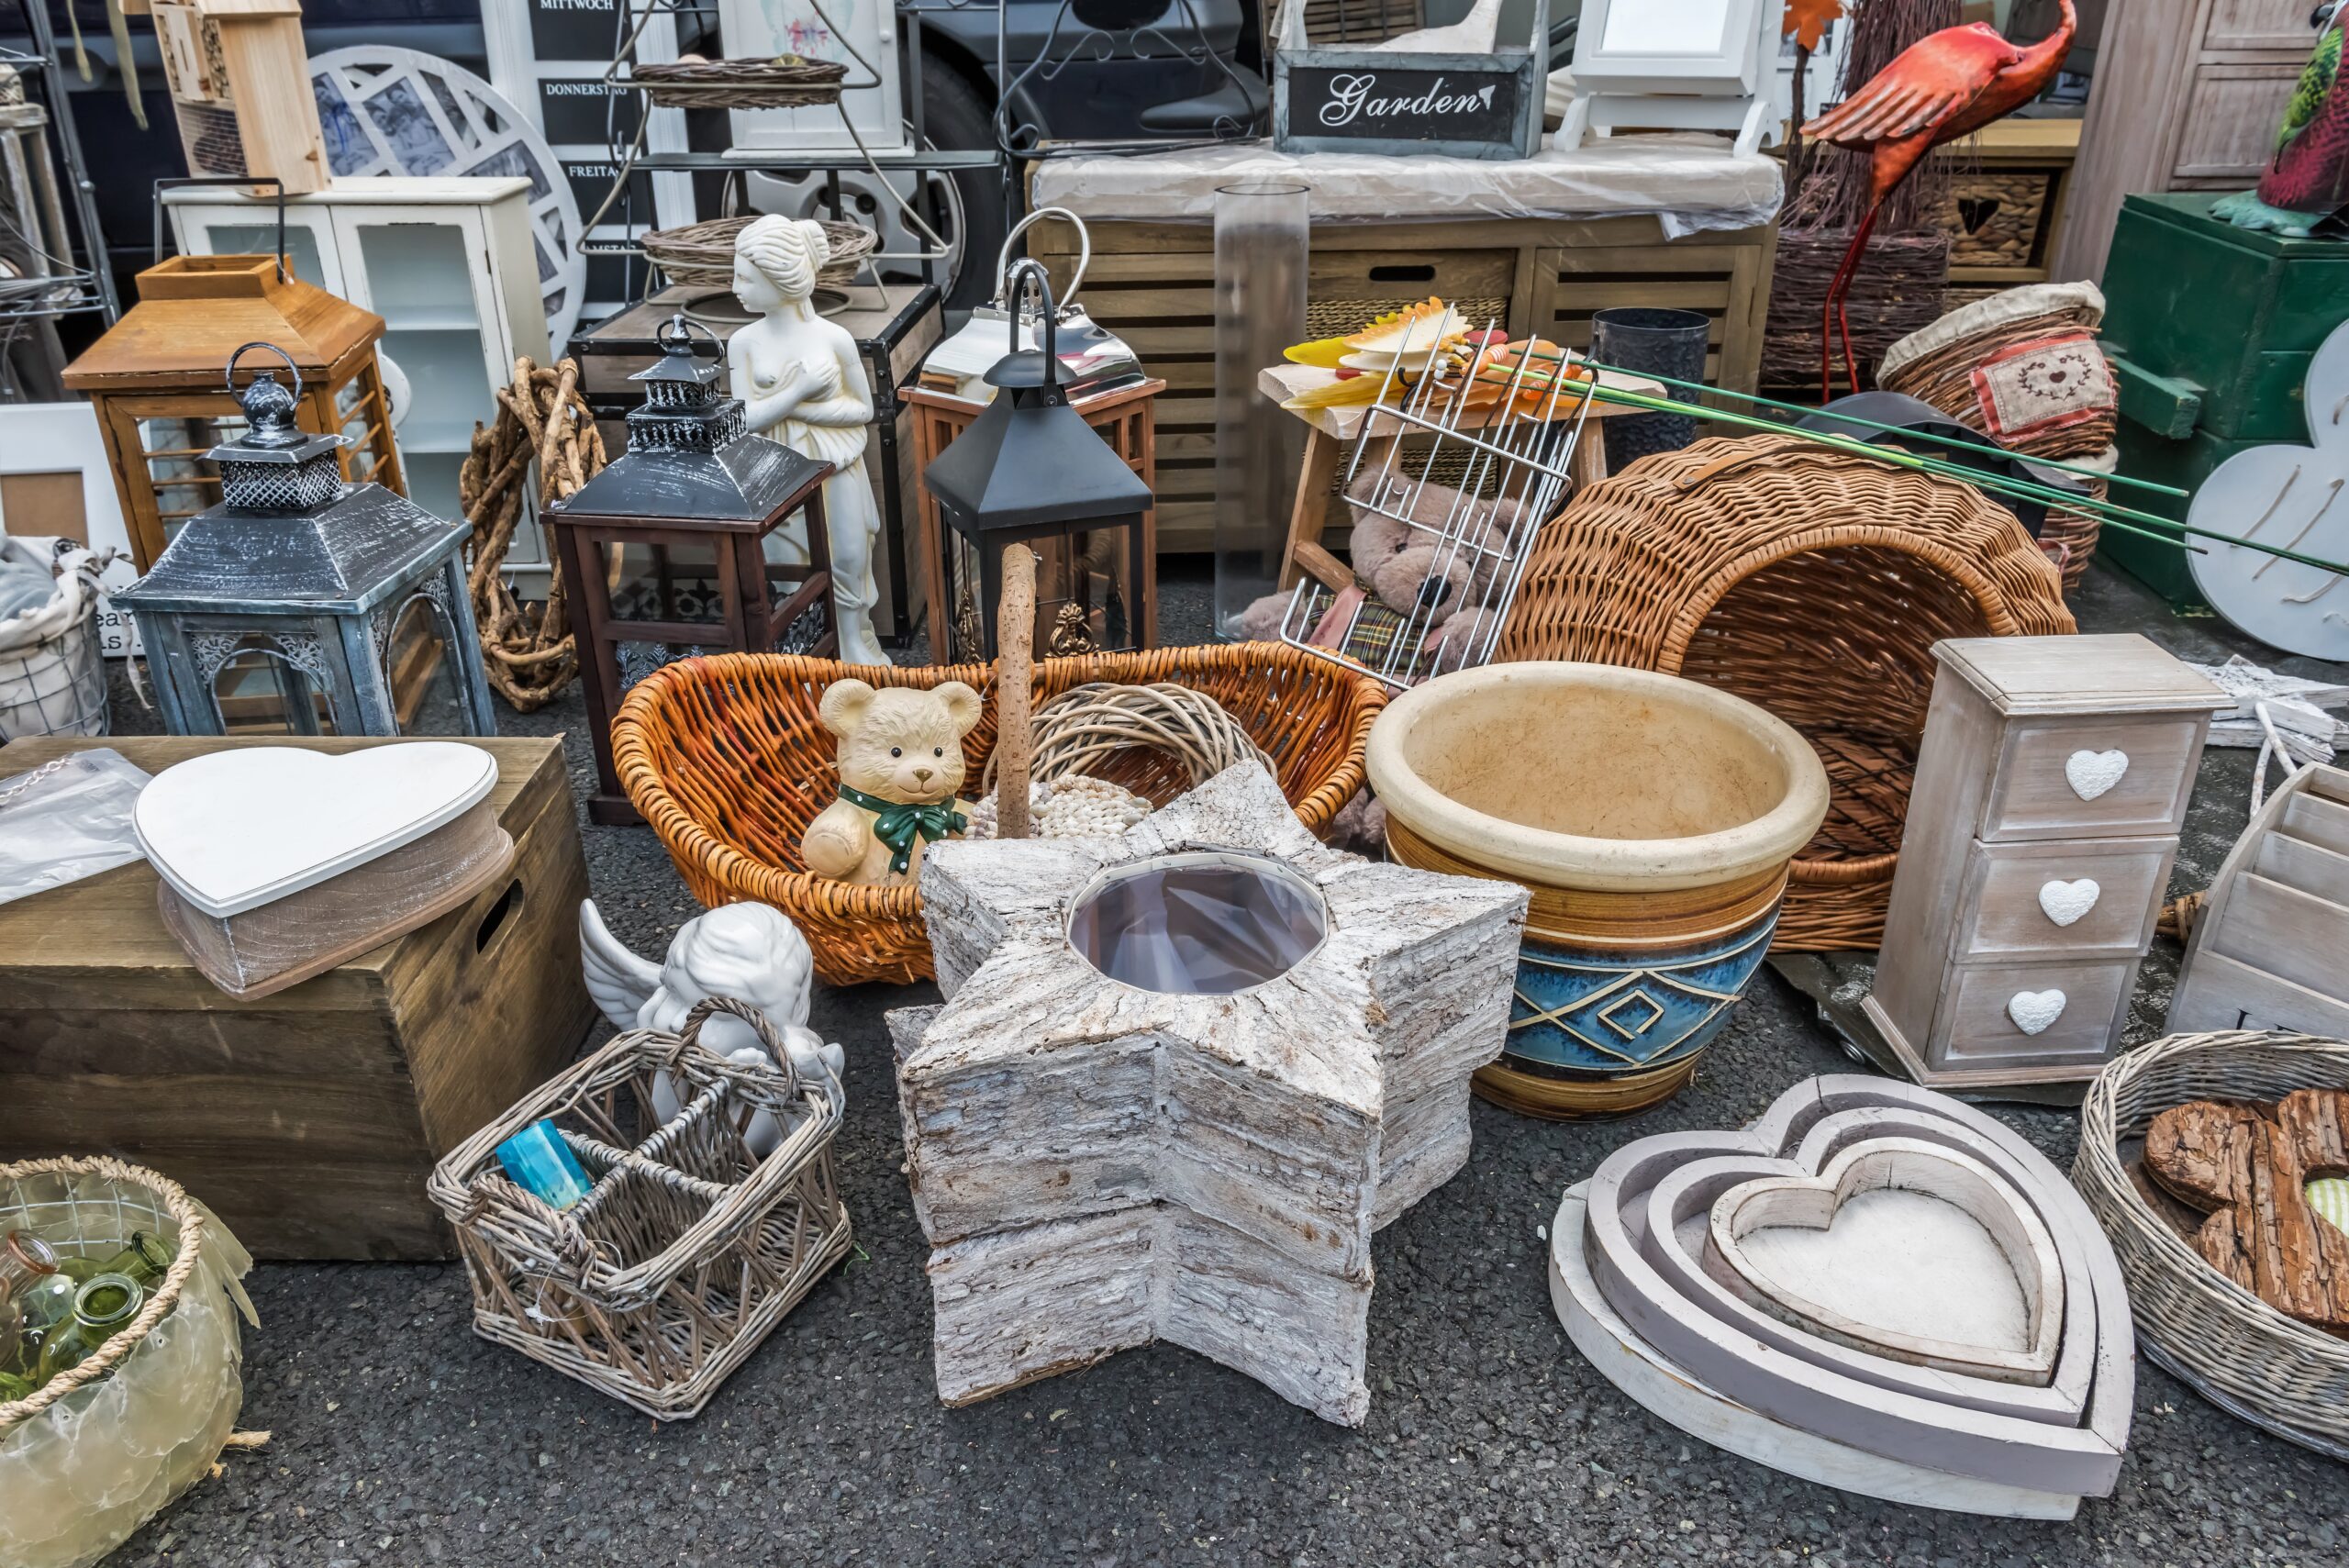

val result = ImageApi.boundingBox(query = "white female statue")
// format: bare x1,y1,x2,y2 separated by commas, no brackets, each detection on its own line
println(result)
730,215,887,665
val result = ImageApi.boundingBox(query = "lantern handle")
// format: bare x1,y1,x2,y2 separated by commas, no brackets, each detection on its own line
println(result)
225,340,304,406
1003,259,1058,380
655,312,723,359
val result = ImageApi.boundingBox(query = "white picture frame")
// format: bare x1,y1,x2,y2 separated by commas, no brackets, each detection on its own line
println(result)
1557,0,1777,155
0,402,141,656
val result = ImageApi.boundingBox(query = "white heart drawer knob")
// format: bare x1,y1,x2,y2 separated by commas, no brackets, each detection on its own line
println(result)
2065,750,2129,802
2008,989,2067,1036
2038,878,2101,928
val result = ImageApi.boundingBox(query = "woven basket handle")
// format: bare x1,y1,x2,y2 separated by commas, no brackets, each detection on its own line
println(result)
1674,446,1785,490
676,995,793,1074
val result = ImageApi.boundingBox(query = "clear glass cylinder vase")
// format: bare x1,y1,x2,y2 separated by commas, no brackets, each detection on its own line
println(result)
1211,181,1309,638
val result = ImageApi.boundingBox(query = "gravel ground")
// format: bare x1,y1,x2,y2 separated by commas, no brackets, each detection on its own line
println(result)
95,560,2349,1568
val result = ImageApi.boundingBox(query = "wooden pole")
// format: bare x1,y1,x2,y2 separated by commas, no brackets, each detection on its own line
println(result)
995,545,1038,840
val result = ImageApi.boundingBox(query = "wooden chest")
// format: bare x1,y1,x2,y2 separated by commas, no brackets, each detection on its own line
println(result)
0,736,596,1260
1864,637,2229,1089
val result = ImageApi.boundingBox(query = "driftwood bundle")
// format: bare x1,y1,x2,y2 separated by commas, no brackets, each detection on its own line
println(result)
458,358,607,712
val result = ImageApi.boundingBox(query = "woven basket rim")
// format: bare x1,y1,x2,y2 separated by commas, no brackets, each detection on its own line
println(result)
0,1155,207,1431
2076,1029,2349,1372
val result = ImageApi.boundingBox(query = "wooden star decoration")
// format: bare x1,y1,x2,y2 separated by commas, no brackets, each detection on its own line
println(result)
888,763,1527,1424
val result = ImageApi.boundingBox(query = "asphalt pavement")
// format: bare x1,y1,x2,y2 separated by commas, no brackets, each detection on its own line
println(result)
95,561,2349,1568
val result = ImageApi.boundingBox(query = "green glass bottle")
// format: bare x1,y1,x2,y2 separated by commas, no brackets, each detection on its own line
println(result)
33,1273,143,1387
0,1231,66,1376
0,1369,33,1404
93,1232,175,1291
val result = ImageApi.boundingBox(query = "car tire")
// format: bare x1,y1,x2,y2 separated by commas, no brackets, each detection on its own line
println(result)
918,54,1009,313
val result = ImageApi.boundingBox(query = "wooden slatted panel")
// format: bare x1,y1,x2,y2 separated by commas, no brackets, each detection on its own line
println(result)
1531,245,1738,387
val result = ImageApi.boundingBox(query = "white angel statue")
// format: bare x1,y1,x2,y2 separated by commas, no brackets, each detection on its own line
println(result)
579,899,845,1154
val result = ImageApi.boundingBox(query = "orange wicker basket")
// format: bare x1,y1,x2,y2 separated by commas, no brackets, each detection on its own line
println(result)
612,645,1386,985
1497,433,2076,951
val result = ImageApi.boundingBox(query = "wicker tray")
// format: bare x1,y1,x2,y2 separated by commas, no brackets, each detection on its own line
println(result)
640,216,878,294
2075,1030,2349,1459
1497,433,2075,951
429,997,850,1421
628,56,848,109
612,646,1386,986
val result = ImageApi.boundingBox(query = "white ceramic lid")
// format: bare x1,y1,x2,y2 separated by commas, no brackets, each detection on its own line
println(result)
134,742,499,917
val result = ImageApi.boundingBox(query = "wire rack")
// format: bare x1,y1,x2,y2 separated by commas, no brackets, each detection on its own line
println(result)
1277,328,1598,691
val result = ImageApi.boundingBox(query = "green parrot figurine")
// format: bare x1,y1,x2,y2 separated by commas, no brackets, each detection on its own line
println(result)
2215,4,2349,235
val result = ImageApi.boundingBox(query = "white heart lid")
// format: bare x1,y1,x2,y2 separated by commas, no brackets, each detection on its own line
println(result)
135,742,499,917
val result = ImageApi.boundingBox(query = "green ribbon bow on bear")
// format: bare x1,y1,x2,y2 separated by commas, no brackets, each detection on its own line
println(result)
837,784,969,876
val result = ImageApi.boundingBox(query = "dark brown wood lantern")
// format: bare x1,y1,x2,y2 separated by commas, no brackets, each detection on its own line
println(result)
922,261,1157,661
61,253,402,569
544,314,837,825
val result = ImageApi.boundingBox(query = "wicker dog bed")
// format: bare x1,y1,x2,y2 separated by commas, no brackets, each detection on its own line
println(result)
1497,432,2075,951
612,646,1385,985
2075,1030,2349,1460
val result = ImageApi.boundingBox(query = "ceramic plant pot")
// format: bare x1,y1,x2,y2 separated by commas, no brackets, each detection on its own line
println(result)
1367,662,1829,1118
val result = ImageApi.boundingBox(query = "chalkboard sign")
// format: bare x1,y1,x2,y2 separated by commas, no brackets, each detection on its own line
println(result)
529,0,621,62
1283,66,1522,148
1272,0,1547,160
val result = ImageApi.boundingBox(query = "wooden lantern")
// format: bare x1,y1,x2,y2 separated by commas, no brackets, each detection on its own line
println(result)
62,254,402,569
543,316,839,825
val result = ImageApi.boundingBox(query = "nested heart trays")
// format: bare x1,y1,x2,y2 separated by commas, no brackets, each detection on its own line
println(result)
135,742,516,999
1551,1076,2132,1519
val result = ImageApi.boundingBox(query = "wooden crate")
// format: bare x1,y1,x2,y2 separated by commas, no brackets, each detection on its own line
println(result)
0,736,596,1261
1025,214,1774,553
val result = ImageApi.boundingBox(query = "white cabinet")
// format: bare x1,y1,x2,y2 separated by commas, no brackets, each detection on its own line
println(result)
165,176,554,582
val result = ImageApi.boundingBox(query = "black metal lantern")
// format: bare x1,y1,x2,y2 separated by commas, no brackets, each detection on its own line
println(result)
543,314,836,824
923,261,1157,661
113,342,495,739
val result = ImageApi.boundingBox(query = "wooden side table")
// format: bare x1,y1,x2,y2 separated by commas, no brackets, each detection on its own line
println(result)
907,376,1163,661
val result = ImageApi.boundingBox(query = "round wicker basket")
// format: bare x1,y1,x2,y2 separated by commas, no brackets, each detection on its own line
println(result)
611,645,1386,986
628,55,848,109
640,216,878,293
1497,432,2076,951
2075,1030,2349,1458
982,681,1273,795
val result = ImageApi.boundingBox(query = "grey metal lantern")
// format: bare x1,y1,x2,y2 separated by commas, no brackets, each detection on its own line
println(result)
113,342,496,739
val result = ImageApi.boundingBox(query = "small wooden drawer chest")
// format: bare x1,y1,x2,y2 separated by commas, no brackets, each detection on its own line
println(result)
0,736,596,1260
1864,636,2228,1088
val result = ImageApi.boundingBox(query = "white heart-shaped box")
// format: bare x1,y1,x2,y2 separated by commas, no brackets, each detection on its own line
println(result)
2064,750,2128,802
2008,989,2067,1036
2037,878,2100,928
135,742,498,917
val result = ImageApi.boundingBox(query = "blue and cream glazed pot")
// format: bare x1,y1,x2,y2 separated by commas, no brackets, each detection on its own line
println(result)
1367,662,1829,1118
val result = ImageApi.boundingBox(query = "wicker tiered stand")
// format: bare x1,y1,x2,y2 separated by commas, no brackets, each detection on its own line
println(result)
1497,432,2075,950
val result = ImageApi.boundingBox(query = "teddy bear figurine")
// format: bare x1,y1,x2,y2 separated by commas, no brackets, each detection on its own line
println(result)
799,677,985,885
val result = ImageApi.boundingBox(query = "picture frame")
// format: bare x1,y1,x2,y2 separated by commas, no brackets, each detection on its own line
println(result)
1555,0,1777,156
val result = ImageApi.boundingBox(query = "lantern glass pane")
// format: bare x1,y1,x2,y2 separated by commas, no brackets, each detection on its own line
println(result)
939,526,1137,663
209,641,338,736
610,540,730,627
384,595,466,736
199,224,328,287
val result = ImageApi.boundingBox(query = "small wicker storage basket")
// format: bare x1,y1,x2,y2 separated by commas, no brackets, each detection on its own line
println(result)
1497,433,2076,951
981,680,1273,794
429,998,851,1421
2075,1029,2349,1459
640,216,878,294
628,55,848,109
612,646,1386,986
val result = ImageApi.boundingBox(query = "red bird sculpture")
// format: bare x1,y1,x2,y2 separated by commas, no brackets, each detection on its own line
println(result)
1801,0,2078,399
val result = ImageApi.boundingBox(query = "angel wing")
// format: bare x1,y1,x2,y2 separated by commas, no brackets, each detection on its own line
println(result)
579,899,660,1031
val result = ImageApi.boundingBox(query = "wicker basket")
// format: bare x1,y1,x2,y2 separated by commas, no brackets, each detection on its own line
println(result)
2075,1030,2349,1459
1760,228,1949,396
628,55,848,109
612,645,1386,986
0,1157,255,1568
1497,433,2075,951
982,680,1273,794
429,997,851,1422
640,216,878,294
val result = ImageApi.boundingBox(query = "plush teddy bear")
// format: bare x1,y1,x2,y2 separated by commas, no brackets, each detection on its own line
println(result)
799,677,984,885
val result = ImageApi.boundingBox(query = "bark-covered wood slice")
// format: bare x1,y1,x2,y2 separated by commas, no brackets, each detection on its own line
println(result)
2145,1090,2349,1329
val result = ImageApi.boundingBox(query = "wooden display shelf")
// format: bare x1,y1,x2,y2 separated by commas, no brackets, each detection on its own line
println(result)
0,736,596,1261
1023,213,1775,554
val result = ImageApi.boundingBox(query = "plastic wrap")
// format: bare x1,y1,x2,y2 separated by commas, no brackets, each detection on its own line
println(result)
0,1171,257,1568
1030,137,1783,239
1068,851,1328,994
157,802,516,999
0,750,152,907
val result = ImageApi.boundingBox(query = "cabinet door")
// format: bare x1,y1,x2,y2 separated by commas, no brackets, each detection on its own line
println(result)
168,202,345,295
2203,0,2318,51
327,206,504,529
2175,63,2303,181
